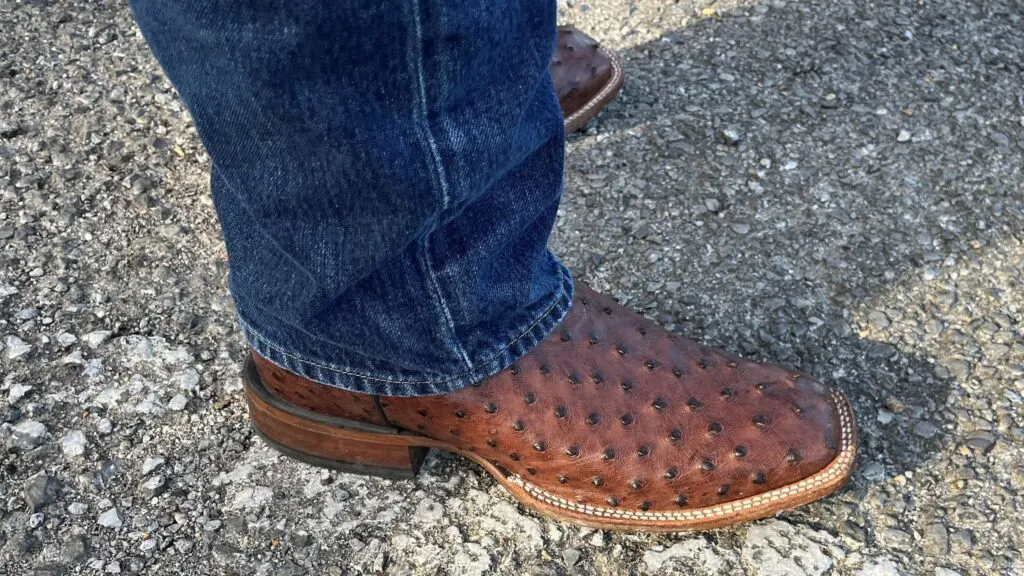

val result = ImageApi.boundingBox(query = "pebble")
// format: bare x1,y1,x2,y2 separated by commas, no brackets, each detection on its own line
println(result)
167,393,188,411
4,335,32,359
912,421,940,439
178,368,200,392
138,475,167,499
174,539,195,554
61,429,88,458
945,359,971,381
10,419,48,450
8,383,33,403
562,548,581,568
885,397,905,413
81,330,113,348
27,515,47,532
68,502,89,516
923,522,949,555
868,310,890,330
965,432,996,453
633,223,654,239
61,534,90,564
414,498,444,524
23,473,60,511
95,462,123,490
56,332,77,347
949,529,974,549
95,387,128,406
96,418,114,435
865,342,897,359
878,527,913,551
897,130,912,142
721,127,744,145
83,358,104,378
141,455,166,475
303,476,326,498
97,507,124,529
60,350,85,365
989,131,1010,147
3,405,21,423
134,394,161,414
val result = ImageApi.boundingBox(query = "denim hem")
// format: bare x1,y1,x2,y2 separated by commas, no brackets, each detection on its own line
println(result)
238,265,574,397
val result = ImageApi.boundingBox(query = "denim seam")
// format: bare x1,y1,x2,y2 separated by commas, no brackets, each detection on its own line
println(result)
418,237,474,370
406,0,472,371
238,264,571,387
408,0,451,212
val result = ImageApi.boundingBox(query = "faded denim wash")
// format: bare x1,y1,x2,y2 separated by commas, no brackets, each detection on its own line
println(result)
131,0,573,395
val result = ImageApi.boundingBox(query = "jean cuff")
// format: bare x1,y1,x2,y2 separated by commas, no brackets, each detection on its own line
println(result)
237,265,574,397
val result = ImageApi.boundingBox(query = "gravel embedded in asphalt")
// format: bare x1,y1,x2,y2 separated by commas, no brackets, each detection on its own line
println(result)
1,0,1022,574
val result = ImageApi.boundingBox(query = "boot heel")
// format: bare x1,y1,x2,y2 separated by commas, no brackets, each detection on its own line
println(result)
242,359,427,479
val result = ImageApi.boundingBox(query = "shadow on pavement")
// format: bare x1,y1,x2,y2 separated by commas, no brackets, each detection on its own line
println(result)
562,0,1021,538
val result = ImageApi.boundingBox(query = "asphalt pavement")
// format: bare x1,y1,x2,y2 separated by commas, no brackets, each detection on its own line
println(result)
1,0,1022,574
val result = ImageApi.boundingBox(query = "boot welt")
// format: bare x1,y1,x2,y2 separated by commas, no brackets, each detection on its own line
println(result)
563,46,624,133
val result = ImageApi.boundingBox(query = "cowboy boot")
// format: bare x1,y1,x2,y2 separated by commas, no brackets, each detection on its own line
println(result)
242,282,856,532
553,27,624,132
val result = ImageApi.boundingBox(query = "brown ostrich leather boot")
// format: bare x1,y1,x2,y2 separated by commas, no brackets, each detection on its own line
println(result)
553,26,624,132
242,283,856,532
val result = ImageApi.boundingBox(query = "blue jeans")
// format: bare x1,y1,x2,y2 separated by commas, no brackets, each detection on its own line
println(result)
131,0,572,396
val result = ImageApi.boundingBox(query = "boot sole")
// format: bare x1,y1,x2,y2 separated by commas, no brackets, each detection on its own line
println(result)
242,356,857,532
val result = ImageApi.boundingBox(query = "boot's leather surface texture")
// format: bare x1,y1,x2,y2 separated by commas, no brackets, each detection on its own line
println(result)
244,283,856,532
553,26,624,132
